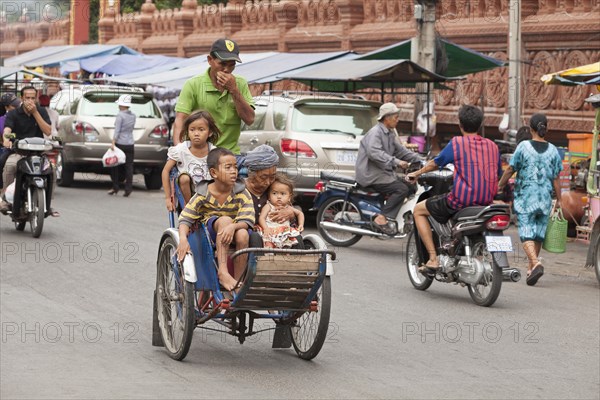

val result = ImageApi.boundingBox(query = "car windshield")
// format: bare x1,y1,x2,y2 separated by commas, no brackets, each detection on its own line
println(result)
80,94,161,118
291,102,378,135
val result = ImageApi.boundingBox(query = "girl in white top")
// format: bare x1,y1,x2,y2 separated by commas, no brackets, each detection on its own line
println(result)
162,110,221,210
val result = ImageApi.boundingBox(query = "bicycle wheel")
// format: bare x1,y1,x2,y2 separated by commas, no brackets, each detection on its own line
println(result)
291,276,331,360
593,234,600,284
156,236,195,360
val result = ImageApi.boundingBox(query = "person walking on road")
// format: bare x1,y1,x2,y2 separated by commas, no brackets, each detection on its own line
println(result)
108,95,136,197
498,113,563,286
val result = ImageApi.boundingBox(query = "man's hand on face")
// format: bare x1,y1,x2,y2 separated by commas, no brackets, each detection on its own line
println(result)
23,99,36,114
216,71,236,92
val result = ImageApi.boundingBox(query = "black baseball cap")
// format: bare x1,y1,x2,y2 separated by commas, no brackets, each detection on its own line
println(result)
210,38,242,63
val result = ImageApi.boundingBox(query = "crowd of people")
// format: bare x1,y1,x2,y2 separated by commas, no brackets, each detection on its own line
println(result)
0,38,566,290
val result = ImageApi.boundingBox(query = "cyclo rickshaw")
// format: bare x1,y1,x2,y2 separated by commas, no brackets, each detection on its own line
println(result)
152,168,336,361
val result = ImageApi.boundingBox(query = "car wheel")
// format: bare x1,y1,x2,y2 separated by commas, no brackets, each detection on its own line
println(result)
56,152,74,187
144,168,162,190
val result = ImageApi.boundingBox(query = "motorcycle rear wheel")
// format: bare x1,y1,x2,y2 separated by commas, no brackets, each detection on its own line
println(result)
316,197,362,247
30,187,45,238
467,239,502,307
405,230,433,290
15,221,26,231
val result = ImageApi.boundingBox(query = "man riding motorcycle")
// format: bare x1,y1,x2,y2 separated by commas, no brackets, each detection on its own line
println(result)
355,103,422,235
406,105,501,273
0,86,57,216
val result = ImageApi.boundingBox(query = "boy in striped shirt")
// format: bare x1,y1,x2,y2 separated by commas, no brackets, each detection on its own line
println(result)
406,105,501,272
177,148,255,291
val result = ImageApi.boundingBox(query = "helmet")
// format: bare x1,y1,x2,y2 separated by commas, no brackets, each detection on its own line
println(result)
1,93,20,108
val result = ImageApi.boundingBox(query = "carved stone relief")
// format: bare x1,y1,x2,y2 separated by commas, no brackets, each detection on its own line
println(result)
458,72,484,105
435,81,458,106
560,50,589,111
484,51,508,108
242,1,276,29
525,51,558,110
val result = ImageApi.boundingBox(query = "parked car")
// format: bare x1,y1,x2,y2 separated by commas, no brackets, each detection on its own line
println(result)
50,85,169,189
239,91,381,198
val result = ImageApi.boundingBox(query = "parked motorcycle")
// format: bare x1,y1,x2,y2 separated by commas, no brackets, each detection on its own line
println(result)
405,168,521,307
312,162,425,247
2,135,60,238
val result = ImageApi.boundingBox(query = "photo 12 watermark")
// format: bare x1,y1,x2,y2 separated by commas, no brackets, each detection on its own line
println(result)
401,321,540,344
1,321,140,344
1,241,140,265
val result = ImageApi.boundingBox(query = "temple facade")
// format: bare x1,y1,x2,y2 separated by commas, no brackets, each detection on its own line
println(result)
1,0,599,141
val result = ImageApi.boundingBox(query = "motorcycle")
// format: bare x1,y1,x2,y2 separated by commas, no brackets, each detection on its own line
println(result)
2,135,60,238
312,162,425,247
405,168,521,307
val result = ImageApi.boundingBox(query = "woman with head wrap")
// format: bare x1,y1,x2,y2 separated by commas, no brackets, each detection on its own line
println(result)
243,144,296,222
498,113,563,286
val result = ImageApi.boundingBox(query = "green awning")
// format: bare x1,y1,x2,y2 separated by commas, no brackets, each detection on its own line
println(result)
357,38,506,77
279,59,454,92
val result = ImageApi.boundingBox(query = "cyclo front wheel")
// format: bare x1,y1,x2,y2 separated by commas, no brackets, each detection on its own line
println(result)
156,236,195,361
291,276,331,360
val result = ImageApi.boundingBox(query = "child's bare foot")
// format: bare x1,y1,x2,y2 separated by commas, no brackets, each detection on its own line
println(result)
218,271,239,291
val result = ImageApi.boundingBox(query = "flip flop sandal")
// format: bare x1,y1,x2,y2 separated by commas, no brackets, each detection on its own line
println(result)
371,221,396,235
418,262,440,276
526,264,544,286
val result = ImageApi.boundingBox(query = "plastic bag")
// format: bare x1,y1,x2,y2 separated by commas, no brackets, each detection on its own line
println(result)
5,181,15,204
416,102,436,137
102,147,126,168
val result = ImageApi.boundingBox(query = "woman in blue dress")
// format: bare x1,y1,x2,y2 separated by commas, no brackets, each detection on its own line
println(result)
498,113,563,286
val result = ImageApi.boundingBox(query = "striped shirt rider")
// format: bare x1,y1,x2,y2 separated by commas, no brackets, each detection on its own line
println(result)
434,135,502,209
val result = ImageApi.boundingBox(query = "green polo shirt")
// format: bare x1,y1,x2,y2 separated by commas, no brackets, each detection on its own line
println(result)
175,68,254,154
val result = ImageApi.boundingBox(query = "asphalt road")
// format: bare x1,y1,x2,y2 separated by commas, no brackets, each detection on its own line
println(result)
1,174,599,399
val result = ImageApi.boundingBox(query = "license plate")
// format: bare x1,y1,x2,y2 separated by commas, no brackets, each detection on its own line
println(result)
485,236,513,252
335,150,357,165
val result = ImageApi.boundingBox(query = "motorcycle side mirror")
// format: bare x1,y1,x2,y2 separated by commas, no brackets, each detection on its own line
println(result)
584,93,600,108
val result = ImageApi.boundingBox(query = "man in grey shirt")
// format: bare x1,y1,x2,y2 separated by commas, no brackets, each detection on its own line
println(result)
355,103,422,235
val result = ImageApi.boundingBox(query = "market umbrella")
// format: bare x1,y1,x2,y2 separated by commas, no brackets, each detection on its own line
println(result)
541,62,600,194
540,62,600,86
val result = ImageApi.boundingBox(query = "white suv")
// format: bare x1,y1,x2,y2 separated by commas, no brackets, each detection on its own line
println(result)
239,91,380,199
50,85,169,189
